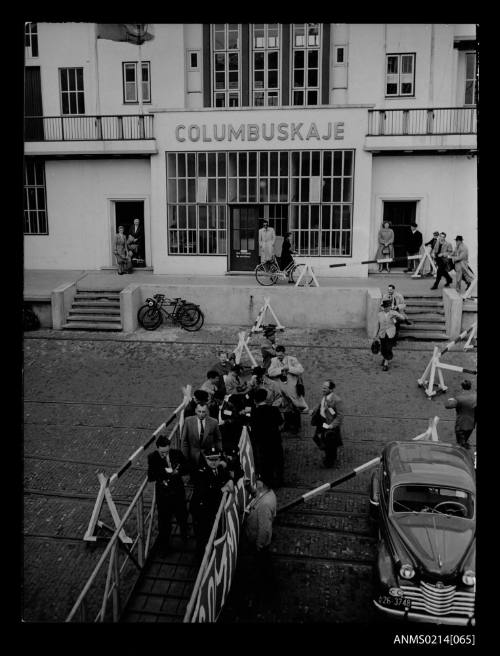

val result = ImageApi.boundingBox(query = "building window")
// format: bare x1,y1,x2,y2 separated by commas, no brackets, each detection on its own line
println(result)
24,159,48,235
212,24,241,107
122,62,151,104
252,24,280,106
464,52,477,105
59,68,85,115
386,53,415,97
291,23,321,106
167,152,227,254
334,46,346,65
166,149,353,257
25,22,38,58
188,51,200,71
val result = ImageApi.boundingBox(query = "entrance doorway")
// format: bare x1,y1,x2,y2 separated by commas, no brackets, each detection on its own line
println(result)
114,201,145,267
229,206,261,271
382,201,417,264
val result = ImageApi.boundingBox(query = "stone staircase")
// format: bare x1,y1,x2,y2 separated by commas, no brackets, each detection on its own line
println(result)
397,293,448,341
62,290,122,331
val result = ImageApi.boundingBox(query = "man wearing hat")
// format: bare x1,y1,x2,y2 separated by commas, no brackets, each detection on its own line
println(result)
431,232,453,290
445,380,477,449
147,434,189,555
261,324,278,372
189,446,234,559
248,365,283,407
451,235,473,292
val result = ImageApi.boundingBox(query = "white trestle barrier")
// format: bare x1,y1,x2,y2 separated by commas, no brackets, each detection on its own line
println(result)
417,327,477,398
411,249,437,278
463,322,477,351
83,386,192,542
250,296,285,333
462,275,478,300
294,262,320,287
232,331,258,367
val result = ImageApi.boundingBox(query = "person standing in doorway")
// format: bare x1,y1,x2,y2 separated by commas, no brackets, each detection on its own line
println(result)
431,232,453,290
404,222,423,273
374,299,405,371
451,235,474,293
376,221,394,273
127,218,144,266
114,225,133,275
259,220,276,264
444,380,477,450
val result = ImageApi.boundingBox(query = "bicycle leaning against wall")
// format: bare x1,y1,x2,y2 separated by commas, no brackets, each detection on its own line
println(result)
137,294,204,331
255,254,314,286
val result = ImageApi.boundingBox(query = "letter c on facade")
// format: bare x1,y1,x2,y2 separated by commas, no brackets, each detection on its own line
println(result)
175,125,186,142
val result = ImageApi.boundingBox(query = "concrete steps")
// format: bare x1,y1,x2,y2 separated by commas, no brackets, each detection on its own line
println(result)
397,293,447,342
63,290,122,331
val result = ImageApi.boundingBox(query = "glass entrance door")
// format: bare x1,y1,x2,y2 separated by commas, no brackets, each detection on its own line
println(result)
229,206,261,271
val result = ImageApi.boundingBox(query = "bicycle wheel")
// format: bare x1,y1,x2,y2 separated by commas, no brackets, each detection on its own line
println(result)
255,262,279,286
179,306,204,331
138,306,162,330
291,264,314,286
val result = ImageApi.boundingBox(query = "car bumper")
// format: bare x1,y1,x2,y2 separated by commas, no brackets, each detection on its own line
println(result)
373,600,475,627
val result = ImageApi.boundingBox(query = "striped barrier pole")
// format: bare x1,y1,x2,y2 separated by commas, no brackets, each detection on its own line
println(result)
278,417,439,515
83,386,192,542
440,324,477,356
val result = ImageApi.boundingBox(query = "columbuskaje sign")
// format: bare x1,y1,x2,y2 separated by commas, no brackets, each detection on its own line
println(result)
175,121,345,143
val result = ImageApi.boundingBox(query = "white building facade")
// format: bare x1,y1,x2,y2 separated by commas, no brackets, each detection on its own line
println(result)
24,22,477,276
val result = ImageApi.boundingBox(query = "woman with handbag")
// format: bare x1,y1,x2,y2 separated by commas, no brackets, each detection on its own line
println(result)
375,221,395,273
114,225,133,275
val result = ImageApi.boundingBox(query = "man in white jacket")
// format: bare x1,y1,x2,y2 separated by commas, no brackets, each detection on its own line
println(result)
268,345,308,433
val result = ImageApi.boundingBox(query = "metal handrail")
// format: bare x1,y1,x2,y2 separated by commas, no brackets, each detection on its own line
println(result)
367,106,476,112
24,114,154,142
367,106,477,137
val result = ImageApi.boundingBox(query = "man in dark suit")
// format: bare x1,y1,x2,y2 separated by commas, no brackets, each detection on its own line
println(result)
127,218,144,264
181,403,222,470
404,222,423,272
147,434,189,555
431,232,454,289
445,379,477,449
249,388,284,488
310,380,344,468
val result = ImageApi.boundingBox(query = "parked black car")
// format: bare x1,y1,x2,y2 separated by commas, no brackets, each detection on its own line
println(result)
370,441,475,626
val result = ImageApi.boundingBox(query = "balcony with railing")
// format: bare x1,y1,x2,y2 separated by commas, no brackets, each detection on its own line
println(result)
24,114,157,156
365,107,477,153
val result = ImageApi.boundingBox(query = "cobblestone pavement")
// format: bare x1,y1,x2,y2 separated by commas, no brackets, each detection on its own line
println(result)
22,326,477,623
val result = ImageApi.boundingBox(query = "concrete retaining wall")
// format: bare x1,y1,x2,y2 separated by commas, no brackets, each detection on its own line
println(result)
121,283,143,333
51,281,77,329
443,288,462,340
134,284,369,329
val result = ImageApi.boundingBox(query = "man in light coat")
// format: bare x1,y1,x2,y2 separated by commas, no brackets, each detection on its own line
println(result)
431,232,454,290
258,219,276,263
451,235,474,293
268,345,308,433
310,380,344,467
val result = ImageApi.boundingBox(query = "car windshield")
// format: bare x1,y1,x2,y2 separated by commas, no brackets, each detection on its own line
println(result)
392,485,474,518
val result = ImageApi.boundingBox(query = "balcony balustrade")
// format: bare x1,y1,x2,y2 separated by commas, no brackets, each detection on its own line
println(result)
367,107,476,137
24,114,154,142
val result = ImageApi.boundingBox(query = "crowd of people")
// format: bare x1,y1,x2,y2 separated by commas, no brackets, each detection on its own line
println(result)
147,326,344,585
114,218,145,275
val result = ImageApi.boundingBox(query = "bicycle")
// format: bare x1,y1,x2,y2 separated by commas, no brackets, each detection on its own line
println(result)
255,254,314,286
137,294,204,331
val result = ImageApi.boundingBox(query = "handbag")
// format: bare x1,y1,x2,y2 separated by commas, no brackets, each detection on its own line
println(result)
371,339,380,355
382,246,390,256
296,375,305,397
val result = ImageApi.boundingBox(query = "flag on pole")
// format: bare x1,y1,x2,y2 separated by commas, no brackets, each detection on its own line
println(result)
97,24,154,45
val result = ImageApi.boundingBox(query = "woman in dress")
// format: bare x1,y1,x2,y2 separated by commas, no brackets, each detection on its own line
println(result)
114,225,132,275
375,221,395,273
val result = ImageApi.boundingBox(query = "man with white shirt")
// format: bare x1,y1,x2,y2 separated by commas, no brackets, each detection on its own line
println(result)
258,219,276,264
181,403,222,471
310,380,344,468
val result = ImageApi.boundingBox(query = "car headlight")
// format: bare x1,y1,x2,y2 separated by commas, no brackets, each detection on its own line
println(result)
400,564,415,580
148,300,154,307
462,570,476,586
